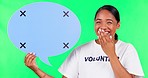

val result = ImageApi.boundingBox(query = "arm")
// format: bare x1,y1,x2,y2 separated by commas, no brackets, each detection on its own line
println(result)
98,31,134,78
24,53,53,78
108,53,135,78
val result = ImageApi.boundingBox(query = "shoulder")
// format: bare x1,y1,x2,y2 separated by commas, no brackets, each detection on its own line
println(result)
118,40,136,49
117,40,137,55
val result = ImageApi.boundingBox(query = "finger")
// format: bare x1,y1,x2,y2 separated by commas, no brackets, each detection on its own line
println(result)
98,38,101,45
28,54,36,64
108,35,114,44
98,30,100,35
33,56,37,63
105,32,111,42
28,55,36,65
97,31,100,39
25,52,33,59
99,28,106,45
104,31,109,37
97,28,102,37
26,53,34,65
25,53,31,64
99,32,104,44
97,30,102,44
101,32,108,44
99,28,102,33
97,29,101,43
109,35,114,42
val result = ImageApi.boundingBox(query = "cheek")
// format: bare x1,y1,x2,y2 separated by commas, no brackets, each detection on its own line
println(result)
110,26,117,35
95,24,100,29
94,25,100,35
95,25,99,32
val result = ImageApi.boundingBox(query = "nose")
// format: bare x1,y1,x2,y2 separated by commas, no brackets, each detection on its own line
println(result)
100,23,108,30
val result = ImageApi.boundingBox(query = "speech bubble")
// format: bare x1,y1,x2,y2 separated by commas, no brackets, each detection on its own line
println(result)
8,2,81,66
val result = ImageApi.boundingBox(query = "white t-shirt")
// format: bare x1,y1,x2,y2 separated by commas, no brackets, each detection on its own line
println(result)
58,40,144,78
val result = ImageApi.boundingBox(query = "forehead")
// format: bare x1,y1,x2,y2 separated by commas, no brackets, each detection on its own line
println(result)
95,10,116,21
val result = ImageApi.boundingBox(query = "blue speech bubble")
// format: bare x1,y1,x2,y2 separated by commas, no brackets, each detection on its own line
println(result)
8,2,81,66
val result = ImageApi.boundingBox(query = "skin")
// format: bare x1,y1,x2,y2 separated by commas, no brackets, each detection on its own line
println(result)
25,9,135,78
25,53,54,78
94,9,120,56
95,9,135,78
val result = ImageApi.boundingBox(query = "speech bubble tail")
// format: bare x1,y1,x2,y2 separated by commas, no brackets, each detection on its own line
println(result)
40,56,52,66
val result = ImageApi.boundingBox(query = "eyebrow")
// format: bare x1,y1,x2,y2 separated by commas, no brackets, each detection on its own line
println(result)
95,18,113,22
95,18,101,21
106,19,113,22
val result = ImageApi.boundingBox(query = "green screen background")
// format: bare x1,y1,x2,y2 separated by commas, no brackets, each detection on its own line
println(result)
0,0,148,78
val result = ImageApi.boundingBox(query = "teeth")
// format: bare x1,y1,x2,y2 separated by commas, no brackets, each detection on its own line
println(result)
105,32,108,34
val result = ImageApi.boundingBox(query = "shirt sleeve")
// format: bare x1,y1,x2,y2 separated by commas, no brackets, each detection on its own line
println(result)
58,49,79,78
123,44,144,78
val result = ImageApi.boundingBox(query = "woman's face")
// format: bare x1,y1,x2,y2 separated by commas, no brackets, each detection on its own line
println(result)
94,9,120,37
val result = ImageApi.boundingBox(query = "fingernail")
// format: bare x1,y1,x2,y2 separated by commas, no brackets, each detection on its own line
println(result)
102,29,105,32
99,29,101,32
110,36,112,39
33,52,36,55
29,52,32,54
98,31,100,34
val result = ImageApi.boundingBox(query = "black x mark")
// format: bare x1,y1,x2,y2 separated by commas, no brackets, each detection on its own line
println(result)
20,42,26,48
63,42,69,48
20,10,26,17
63,11,69,17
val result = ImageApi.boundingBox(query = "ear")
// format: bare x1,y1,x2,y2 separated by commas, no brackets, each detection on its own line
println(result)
116,22,120,29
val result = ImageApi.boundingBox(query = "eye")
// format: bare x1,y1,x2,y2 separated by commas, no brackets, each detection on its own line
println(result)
96,21,101,24
107,22,112,25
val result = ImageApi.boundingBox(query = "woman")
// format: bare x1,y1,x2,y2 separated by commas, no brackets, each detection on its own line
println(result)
25,5,144,78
